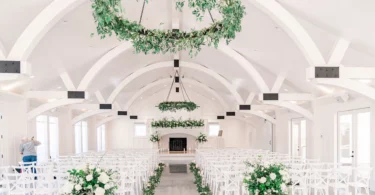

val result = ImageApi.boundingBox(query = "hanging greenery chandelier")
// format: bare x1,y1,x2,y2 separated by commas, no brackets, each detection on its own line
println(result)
91,0,245,55
157,70,199,112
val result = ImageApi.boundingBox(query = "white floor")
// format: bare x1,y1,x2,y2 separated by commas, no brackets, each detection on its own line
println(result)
155,164,199,195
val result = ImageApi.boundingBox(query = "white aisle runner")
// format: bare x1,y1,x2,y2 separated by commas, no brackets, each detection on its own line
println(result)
155,164,199,195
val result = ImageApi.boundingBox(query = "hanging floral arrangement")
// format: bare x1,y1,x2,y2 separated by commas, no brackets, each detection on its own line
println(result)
196,133,208,143
91,0,245,56
151,118,204,129
158,101,198,112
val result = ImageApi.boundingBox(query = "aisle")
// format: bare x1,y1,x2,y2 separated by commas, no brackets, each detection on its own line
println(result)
155,164,199,195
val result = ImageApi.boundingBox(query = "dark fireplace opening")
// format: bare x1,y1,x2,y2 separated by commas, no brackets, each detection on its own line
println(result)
169,138,187,151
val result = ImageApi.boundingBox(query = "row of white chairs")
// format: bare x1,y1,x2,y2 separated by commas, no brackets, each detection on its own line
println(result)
0,149,159,195
195,148,373,195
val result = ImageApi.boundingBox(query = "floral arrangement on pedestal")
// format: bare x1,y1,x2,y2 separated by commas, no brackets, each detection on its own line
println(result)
190,162,211,195
150,132,161,143
243,157,291,195
196,133,208,143
143,163,165,195
60,164,117,195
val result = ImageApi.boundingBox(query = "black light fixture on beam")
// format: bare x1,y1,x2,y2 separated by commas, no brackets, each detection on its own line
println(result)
175,76,179,83
174,59,179,68
0,61,21,73
176,87,179,93
118,111,127,116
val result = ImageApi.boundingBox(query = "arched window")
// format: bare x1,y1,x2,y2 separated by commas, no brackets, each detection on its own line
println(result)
36,115,59,161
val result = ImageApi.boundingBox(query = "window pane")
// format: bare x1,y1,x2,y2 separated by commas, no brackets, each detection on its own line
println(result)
74,122,82,154
82,121,88,153
357,112,370,166
291,123,299,156
135,123,147,137
101,126,106,151
48,116,59,159
338,114,353,164
300,120,307,159
208,123,220,136
36,115,48,162
97,126,102,152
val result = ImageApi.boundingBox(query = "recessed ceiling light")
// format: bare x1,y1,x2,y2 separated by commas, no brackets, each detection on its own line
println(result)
358,79,372,84
284,88,288,92
290,100,297,104
57,86,62,89
29,75,35,79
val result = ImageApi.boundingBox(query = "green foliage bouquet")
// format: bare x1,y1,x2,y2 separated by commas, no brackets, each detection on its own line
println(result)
143,163,165,195
158,101,198,112
151,118,205,129
196,133,208,143
150,132,161,143
243,158,290,195
60,164,117,195
189,162,211,195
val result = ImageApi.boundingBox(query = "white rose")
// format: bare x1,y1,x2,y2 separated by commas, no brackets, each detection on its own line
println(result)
270,173,276,180
248,167,255,173
104,184,111,190
75,184,82,191
98,172,110,184
86,174,93,181
259,177,267,184
95,187,105,195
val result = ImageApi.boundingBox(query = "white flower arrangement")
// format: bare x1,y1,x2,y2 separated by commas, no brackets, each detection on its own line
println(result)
61,164,117,195
243,158,291,195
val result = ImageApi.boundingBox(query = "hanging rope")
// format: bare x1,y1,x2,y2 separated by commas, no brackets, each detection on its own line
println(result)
139,0,147,24
208,10,215,23
180,77,191,102
165,71,177,102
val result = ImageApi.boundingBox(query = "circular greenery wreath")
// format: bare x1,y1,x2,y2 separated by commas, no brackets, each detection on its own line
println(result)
158,101,198,112
91,0,245,55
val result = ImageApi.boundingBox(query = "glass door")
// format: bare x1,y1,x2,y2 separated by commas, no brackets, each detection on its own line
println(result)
338,108,371,167
290,118,307,158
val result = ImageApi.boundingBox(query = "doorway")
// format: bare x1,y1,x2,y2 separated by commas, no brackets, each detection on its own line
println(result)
290,118,307,158
337,108,371,167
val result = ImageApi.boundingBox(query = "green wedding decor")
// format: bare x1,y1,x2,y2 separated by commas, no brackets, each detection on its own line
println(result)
196,133,208,143
151,118,205,129
143,163,165,195
91,0,245,55
60,164,117,195
243,157,291,195
158,101,198,112
150,131,161,143
190,162,212,195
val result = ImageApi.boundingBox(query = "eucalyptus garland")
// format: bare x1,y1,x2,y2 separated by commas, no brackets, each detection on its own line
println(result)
190,162,212,195
91,0,245,55
143,163,165,195
151,118,204,129
158,101,198,112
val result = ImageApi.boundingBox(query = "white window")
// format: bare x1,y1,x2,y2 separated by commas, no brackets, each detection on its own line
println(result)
75,121,88,154
208,123,220,136
36,115,59,162
97,125,106,152
134,123,147,137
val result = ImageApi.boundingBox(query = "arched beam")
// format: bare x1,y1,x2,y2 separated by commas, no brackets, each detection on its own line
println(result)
7,0,86,60
0,40,6,59
250,0,326,66
77,42,133,90
71,110,112,125
219,44,270,92
27,99,84,120
96,116,122,127
315,78,375,101
263,101,313,121
239,110,276,124
107,61,244,104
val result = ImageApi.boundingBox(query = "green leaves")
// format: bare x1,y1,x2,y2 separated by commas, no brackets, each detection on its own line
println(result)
143,163,165,195
196,133,208,143
157,101,198,112
91,0,245,56
190,163,212,195
151,118,205,129
150,132,161,142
